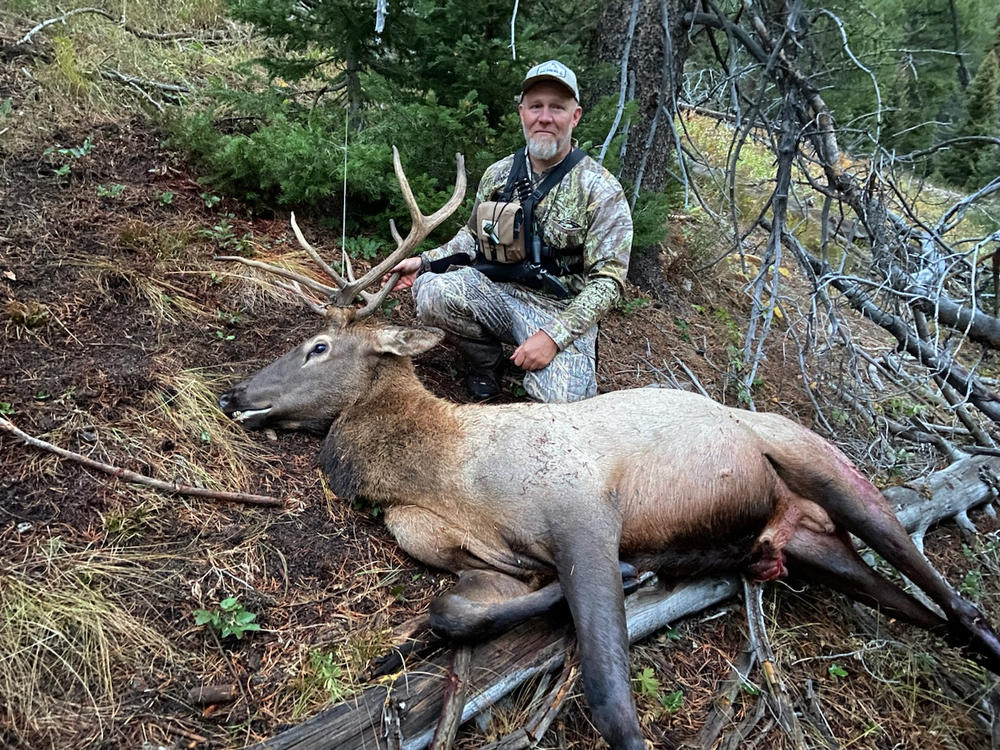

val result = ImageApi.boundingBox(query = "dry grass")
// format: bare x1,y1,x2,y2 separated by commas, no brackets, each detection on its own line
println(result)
0,539,181,747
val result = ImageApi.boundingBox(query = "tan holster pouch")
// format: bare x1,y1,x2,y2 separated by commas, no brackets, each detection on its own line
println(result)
476,201,525,263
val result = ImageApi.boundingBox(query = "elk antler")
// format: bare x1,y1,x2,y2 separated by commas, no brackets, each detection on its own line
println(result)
329,147,466,316
218,148,466,319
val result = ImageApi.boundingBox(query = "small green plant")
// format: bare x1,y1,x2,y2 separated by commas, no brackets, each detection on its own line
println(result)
960,569,983,599
343,236,384,261
0,401,13,415
216,308,244,325
0,98,12,118
215,329,236,342
200,192,221,208
660,689,684,712
828,663,848,679
633,667,684,714
619,296,651,315
634,666,661,698
308,649,348,701
43,134,94,177
157,191,175,206
675,317,691,343
201,214,252,253
104,505,154,542
193,597,261,640
97,183,125,199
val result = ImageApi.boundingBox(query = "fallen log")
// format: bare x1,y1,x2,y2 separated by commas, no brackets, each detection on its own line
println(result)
247,454,1000,750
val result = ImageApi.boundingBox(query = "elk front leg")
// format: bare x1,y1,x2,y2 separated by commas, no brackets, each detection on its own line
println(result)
429,569,564,640
430,562,643,641
554,521,646,750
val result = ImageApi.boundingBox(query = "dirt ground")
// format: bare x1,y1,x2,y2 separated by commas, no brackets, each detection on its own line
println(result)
3,108,1000,750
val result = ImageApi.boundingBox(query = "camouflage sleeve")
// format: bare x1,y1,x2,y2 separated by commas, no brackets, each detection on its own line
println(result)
543,168,633,350
541,276,621,350
421,157,513,267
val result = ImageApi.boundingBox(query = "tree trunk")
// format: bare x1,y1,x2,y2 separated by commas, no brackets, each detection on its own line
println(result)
591,0,696,193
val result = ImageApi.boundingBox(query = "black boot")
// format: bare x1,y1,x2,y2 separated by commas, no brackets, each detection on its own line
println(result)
455,337,505,401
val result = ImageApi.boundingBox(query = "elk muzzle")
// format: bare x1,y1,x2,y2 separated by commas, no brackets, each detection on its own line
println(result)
218,384,273,430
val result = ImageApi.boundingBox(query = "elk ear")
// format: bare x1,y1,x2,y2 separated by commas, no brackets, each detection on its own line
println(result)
372,326,445,357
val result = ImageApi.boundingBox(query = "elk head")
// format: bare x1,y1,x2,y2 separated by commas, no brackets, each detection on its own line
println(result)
217,147,466,432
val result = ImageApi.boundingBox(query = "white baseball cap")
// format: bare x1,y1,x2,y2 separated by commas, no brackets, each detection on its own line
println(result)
521,60,579,101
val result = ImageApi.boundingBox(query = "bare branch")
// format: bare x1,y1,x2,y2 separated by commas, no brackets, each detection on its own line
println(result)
0,417,285,507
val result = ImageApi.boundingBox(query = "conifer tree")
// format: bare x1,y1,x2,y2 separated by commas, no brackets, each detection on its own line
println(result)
938,49,999,189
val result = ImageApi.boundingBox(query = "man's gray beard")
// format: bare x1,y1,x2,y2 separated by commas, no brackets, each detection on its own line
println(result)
525,133,561,161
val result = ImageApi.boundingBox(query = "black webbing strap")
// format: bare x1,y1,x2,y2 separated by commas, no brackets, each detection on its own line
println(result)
501,147,586,261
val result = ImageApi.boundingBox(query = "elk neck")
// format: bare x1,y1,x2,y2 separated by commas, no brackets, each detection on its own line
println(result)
317,354,465,504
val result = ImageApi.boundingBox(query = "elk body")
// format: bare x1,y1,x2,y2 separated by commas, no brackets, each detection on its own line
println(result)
218,151,1000,750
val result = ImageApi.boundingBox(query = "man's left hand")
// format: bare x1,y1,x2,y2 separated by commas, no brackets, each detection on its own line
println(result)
512,331,558,371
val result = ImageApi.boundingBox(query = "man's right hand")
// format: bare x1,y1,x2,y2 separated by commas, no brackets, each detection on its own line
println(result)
384,256,422,290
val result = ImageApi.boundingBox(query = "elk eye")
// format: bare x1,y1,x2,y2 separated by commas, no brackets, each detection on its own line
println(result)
308,342,328,358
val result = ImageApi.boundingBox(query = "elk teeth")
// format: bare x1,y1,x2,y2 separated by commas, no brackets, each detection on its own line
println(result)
232,407,271,422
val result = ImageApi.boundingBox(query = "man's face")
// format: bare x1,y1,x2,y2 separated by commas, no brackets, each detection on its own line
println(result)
518,82,582,164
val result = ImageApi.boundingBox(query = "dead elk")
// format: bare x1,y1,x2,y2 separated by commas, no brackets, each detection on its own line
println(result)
218,149,1000,750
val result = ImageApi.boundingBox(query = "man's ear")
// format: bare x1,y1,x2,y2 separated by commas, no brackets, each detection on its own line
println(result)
372,326,445,357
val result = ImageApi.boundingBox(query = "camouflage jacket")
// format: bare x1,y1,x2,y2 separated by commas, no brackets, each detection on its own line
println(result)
420,150,633,350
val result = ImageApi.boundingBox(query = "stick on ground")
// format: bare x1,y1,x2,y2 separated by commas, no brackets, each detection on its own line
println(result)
0,416,285,508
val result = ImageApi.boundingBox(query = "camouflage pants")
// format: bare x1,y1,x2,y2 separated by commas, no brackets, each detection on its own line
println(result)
412,266,597,403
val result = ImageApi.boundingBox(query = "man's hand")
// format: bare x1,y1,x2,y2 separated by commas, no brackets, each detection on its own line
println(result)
383,257,422,291
511,330,558,371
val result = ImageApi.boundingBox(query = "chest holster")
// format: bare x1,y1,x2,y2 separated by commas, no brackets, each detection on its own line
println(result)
472,147,586,297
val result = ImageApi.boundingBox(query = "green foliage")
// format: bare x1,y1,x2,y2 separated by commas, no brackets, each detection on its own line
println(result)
828,663,849,679
633,667,685,714
193,597,261,640
307,649,348,700
200,213,252,253
960,569,984,599
343,236,384,261
937,49,1000,189
619,296,651,315
97,183,126,199
165,0,608,237
630,188,676,249
43,134,95,177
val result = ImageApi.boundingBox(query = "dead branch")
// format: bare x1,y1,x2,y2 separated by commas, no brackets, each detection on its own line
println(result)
98,69,190,95
478,649,579,750
598,0,641,165
762,217,1000,425
18,6,232,46
429,646,471,750
0,416,285,508
690,645,756,749
743,579,805,748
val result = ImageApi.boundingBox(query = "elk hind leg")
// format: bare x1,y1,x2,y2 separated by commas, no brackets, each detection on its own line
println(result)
784,525,948,632
784,455,1000,672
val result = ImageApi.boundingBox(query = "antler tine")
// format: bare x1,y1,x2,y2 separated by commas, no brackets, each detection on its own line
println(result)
290,212,351,288
334,147,467,312
283,280,329,316
214,255,340,298
389,218,403,247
